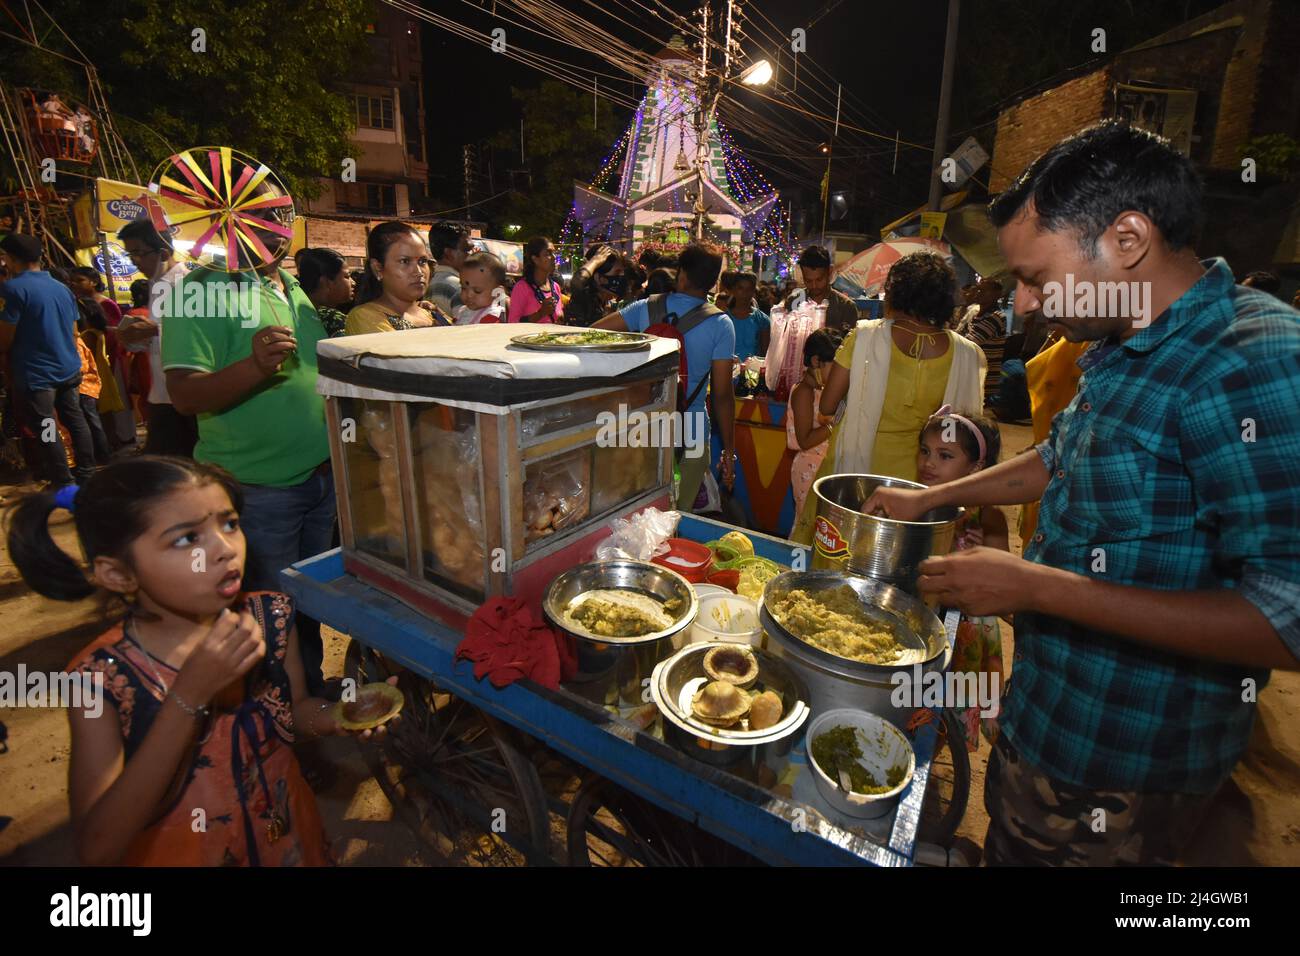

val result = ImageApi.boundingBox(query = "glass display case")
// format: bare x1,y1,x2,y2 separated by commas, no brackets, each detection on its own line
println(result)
318,326,681,624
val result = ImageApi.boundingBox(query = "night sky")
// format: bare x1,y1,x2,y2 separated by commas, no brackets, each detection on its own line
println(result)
422,0,951,218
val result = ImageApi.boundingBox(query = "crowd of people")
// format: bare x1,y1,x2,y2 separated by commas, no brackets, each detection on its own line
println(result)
1,117,1298,868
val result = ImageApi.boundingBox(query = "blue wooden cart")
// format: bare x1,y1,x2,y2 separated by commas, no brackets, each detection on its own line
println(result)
282,514,967,867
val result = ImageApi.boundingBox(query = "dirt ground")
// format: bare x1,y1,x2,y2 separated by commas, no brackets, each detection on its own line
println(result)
2,422,1298,865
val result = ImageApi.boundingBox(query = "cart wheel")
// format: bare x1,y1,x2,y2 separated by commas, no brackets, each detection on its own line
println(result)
344,640,551,865
566,774,761,867
917,708,971,847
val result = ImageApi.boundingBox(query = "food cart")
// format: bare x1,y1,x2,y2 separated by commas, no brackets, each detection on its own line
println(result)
284,324,969,865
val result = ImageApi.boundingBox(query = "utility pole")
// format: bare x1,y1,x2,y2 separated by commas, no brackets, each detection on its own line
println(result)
463,143,475,218
927,0,960,211
692,2,712,240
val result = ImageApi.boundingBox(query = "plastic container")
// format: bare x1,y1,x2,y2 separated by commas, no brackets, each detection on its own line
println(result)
806,708,915,820
688,593,763,646
651,538,713,583
691,583,732,600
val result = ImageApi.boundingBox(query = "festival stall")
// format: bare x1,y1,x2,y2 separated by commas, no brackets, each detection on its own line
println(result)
275,320,971,866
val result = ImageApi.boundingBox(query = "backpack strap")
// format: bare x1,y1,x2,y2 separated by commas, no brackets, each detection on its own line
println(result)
646,293,669,327
673,300,723,337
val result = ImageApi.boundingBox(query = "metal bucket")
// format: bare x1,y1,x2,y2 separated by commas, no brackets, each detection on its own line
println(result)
759,570,952,729
810,474,963,594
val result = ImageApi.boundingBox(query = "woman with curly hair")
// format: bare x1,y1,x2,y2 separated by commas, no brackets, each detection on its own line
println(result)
792,251,985,543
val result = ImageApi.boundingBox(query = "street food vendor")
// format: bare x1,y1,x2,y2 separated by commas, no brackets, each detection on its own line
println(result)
865,121,1300,866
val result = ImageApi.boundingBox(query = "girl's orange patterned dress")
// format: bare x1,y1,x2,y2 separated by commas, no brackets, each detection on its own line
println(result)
66,592,331,866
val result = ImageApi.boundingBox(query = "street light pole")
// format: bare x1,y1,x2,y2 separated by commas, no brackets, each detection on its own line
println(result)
927,0,960,212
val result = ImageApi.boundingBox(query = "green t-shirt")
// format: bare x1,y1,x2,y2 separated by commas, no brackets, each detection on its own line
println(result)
161,266,329,487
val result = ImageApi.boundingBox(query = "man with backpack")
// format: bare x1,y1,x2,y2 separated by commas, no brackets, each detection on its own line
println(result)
595,241,736,511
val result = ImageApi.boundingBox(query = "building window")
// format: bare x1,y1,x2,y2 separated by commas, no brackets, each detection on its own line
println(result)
355,94,395,130
337,181,396,214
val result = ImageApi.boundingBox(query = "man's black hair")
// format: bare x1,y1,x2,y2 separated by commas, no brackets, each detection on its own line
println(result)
677,242,724,293
0,232,43,264
1240,271,1281,295
116,218,172,253
428,222,468,261
797,245,832,270
988,120,1203,257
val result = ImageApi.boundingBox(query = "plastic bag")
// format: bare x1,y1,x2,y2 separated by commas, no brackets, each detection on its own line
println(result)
765,299,825,398
523,448,591,543
595,506,680,561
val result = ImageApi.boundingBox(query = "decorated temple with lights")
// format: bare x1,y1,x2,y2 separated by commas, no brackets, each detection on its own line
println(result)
566,36,789,269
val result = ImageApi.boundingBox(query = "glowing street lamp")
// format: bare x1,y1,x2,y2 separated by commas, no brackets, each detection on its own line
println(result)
739,59,773,86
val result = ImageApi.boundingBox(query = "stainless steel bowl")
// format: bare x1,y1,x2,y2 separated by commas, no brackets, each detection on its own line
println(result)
760,570,951,726
545,560,698,706
811,474,963,592
650,642,810,768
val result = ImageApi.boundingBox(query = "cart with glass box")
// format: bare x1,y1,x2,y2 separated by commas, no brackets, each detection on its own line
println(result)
285,324,969,865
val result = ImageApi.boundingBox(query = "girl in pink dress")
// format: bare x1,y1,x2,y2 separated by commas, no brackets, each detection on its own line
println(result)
785,329,841,521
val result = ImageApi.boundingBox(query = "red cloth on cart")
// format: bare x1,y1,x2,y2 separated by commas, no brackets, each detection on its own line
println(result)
455,597,577,689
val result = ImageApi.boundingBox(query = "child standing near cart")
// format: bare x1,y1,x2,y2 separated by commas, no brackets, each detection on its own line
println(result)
5,456,391,866
915,406,1006,750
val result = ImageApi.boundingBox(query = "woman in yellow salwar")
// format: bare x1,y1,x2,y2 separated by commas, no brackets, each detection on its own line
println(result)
792,252,986,543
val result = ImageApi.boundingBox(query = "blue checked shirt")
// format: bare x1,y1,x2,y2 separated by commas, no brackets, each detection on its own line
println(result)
1003,259,1300,794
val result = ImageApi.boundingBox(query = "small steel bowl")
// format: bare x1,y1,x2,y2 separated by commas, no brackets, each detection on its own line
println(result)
543,559,698,647
650,642,810,768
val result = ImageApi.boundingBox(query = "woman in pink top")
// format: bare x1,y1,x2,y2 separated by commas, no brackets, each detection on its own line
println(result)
785,329,841,521
508,236,564,323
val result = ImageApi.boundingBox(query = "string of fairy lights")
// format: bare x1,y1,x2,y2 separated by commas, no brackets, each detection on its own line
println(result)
558,85,795,273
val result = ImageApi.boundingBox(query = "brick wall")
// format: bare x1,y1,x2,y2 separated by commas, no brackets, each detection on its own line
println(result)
1208,4,1271,168
989,69,1111,191
302,217,369,261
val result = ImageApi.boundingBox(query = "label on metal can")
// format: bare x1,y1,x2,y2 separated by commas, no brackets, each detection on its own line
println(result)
813,516,849,559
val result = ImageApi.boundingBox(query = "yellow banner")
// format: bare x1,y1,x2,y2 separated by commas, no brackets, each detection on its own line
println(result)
74,240,146,306
919,211,947,240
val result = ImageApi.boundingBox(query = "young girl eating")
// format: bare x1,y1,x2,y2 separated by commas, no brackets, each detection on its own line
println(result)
916,406,1006,750
5,456,388,866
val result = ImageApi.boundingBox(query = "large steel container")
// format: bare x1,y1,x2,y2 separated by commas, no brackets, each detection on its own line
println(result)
759,570,952,729
544,560,698,707
810,474,963,594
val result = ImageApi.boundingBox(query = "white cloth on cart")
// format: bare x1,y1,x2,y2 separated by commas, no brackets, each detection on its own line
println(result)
315,323,680,412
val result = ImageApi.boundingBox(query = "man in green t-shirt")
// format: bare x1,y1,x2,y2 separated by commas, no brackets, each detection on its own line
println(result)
162,243,333,695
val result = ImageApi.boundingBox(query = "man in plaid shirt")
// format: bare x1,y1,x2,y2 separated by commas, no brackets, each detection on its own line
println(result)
868,121,1300,865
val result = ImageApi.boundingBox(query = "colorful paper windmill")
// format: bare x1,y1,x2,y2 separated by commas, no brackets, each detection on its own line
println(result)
149,147,295,272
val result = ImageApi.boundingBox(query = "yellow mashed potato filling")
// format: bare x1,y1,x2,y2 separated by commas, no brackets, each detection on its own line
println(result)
769,586,906,665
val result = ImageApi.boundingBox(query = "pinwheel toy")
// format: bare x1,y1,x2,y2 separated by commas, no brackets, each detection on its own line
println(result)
149,147,295,272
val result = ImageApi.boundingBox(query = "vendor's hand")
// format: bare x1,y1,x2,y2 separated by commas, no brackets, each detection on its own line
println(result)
173,608,265,707
316,676,402,739
916,547,1039,617
720,452,736,491
816,412,836,427
250,325,297,375
861,485,934,520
